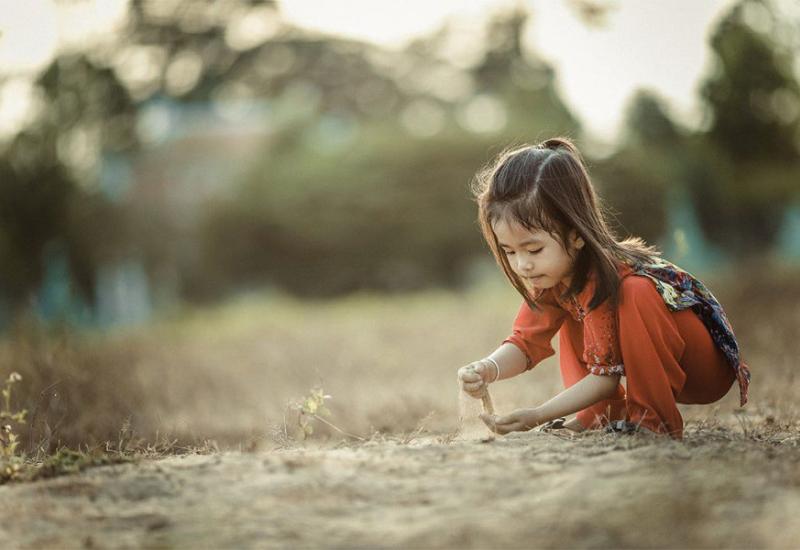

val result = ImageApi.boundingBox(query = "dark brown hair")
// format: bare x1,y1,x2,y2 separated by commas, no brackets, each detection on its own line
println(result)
471,136,661,311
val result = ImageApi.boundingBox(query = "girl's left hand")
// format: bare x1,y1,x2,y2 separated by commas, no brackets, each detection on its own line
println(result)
479,408,540,435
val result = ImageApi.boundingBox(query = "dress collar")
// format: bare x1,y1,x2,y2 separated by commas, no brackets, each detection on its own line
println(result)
544,259,633,320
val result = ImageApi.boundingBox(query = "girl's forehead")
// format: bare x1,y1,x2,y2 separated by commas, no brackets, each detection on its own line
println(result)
492,217,548,237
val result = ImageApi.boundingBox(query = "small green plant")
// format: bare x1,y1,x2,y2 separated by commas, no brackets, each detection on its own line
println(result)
1,372,28,480
289,387,365,442
293,387,332,439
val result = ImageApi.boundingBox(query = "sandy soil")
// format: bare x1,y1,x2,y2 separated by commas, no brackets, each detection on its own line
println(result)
1,421,798,550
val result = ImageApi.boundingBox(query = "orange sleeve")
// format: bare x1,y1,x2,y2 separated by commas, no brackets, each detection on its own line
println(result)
581,297,625,376
502,291,567,372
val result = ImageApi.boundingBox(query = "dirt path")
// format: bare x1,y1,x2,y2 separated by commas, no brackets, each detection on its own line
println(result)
1,427,798,549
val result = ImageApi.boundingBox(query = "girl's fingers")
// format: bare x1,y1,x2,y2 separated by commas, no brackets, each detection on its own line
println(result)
494,413,518,425
496,421,527,434
496,423,515,434
480,413,531,435
479,414,512,434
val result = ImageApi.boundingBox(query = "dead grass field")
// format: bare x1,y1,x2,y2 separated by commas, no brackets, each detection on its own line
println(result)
0,260,798,548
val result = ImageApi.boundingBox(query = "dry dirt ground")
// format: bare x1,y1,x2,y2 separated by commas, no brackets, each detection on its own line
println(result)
1,421,798,549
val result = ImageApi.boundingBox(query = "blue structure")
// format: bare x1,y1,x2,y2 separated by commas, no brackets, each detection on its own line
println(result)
656,186,729,276
35,240,95,328
777,200,800,262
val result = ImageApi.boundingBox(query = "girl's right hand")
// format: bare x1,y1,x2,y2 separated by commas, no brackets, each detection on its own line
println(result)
457,359,497,399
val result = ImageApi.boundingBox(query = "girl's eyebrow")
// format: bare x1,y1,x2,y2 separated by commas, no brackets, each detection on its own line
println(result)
498,238,543,247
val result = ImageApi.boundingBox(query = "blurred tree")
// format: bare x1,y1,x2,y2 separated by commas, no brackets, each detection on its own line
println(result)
695,0,800,256
202,7,586,299
0,139,75,312
470,7,581,136
0,53,139,315
592,90,685,246
621,89,682,149
0,0,625,316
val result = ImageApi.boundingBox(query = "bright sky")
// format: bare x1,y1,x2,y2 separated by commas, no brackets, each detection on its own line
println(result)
0,0,737,143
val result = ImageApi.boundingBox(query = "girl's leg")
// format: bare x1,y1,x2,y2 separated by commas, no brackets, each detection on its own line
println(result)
617,275,689,439
558,317,627,430
672,308,736,405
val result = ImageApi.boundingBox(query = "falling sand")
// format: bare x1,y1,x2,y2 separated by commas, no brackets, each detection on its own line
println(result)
457,384,497,441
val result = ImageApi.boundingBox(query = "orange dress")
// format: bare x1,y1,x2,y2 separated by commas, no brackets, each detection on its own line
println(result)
502,259,744,439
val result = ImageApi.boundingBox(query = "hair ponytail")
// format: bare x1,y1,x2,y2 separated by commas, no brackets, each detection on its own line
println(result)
538,138,589,170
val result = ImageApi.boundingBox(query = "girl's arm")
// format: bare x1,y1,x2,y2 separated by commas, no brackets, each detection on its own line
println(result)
533,374,621,424
480,372,622,435
486,342,529,381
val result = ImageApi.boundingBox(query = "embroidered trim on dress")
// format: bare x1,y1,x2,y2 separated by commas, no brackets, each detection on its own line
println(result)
568,294,586,321
588,363,625,376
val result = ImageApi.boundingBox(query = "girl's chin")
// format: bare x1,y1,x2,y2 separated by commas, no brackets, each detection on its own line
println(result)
524,277,552,289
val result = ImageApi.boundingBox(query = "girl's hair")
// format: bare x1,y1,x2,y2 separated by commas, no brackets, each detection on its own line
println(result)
471,136,661,311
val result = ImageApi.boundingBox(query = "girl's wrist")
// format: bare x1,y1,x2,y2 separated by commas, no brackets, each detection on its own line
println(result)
483,357,501,383
526,407,544,428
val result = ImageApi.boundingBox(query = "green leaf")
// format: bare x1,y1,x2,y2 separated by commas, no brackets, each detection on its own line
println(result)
304,398,318,414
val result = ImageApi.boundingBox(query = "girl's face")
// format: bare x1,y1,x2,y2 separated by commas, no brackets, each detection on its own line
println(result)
492,217,584,290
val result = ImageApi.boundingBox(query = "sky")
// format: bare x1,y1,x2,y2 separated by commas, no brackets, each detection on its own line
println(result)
0,0,737,143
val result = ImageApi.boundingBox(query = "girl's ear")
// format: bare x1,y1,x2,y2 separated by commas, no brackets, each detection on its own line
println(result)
571,230,585,250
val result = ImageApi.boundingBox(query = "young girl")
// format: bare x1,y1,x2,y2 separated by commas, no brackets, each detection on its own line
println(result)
457,137,751,440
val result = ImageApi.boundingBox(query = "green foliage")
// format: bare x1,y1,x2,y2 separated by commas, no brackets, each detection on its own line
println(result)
291,387,332,440
191,7,581,300
701,0,799,163
620,89,682,149
592,150,669,247
28,447,135,482
288,386,366,442
0,372,27,480
0,365,187,485
4,0,799,314
1,372,27,449
217,128,492,297
695,0,800,255
593,91,683,245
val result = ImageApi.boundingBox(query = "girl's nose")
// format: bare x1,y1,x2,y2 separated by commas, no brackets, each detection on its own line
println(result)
517,257,533,272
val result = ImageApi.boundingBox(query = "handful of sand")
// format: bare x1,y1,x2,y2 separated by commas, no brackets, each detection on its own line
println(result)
457,374,497,439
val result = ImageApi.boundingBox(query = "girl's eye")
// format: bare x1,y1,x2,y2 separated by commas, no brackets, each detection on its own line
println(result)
505,249,542,256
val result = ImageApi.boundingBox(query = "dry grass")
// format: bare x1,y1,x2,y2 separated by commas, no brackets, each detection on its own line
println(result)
0,258,798,456
0,260,799,548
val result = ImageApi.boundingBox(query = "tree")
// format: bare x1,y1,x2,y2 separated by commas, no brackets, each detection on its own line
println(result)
695,0,800,256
